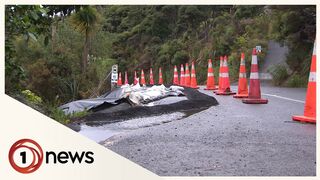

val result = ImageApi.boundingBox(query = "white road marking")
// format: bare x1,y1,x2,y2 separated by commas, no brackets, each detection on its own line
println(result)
262,93,305,103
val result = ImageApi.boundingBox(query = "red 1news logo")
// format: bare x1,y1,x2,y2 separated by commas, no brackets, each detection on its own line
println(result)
8,139,43,174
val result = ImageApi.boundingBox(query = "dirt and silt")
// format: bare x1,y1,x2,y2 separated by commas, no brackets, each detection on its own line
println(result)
67,86,219,134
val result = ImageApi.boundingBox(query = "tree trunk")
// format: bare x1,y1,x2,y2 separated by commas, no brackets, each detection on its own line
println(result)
82,29,89,73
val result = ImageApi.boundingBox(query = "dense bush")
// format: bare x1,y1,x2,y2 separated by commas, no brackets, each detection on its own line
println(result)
269,65,289,86
21,90,43,104
286,74,308,87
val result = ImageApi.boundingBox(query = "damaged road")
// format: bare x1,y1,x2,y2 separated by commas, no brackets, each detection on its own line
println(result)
100,85,316,176
65,84,219,152
64,83,315,176
84,87,218,124
67,85,218,126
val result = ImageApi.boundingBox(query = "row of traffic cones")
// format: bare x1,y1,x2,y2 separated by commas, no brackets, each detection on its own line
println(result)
117,68,164,86
172,55,243,93
117,42,316,124
207,49,267,104
173,62,199,89
204,44,316,123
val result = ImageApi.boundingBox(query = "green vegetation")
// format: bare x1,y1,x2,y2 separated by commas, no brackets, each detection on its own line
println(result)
21,89,43,104
286,74,308,87
268,65,289,86
5,5,316,123
48,106,89,124
17,88,89,124
269,6,316,85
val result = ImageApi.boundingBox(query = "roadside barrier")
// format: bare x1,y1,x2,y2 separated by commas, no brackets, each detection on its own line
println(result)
140,69,146,85
234,53,249,98
124,71,128,85
185,63,191,87
204,59,217,90
242,48,268,104
149,68,154,85
173,65,179,85
215,55,236,95
215,56,223,92
158,67,163,85
190,61,199,89
180,64,185,86
292,40,316,123
117,72,122,86
134,71,138,85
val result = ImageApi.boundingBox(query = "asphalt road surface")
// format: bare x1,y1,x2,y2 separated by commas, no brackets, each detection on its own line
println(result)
101,83,316,176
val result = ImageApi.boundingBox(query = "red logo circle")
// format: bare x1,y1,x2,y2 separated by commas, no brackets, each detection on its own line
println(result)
8,139,43,174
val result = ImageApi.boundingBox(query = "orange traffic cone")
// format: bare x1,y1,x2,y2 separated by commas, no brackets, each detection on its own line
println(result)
149,68,154,85
140,69,146,85
117,72,122,86
214,56,224,93
180,64,185,86
216,56,236,95
173,65,179,85
190,61,199,89
134,71,138,85
204,59,217,90
292,40,316,123
242,48,268,104
184,63,191,87
158,67,163,85
124,71,128,85
234,53,248,98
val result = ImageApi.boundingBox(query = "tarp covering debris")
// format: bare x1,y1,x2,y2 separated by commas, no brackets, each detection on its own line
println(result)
60,84,184,115
127,84,184,105
68,87,218,127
